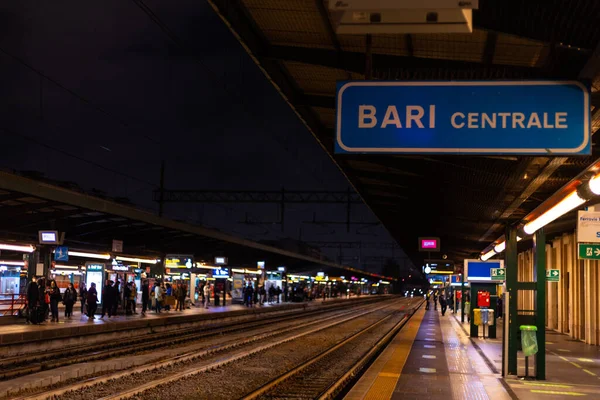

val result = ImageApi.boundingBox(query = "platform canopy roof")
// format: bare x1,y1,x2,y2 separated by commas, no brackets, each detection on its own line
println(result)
0,170,392,281
209,0,600,263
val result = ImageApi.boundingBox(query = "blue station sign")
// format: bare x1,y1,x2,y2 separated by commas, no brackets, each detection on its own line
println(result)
335,81,590,155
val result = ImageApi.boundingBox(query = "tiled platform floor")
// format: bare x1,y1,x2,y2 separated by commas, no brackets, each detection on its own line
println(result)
454,312,600,399
345,306,510,400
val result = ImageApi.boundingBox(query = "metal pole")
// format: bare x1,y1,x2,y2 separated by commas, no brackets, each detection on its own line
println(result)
365,34,373,79
158,160,165,217
280,187,285,232
461,272,465,323
505,225,519,375
534,228,546,379
346,187,351,233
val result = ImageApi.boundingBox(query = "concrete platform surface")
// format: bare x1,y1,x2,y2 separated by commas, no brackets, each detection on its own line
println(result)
0,295,374,347
454,312,600,399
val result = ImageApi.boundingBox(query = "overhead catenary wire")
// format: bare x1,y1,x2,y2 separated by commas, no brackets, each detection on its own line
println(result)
0,126,158,188
0,47,161,147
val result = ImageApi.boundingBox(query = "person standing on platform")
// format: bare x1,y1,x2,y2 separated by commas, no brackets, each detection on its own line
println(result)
203,283,211,309
425,292,430,310
131,282,138,314
433,292,438,311
79,283,87,315
141,280,150,316
49,280,61,322
440,294,447,316
26,277,39,324
63,283,77,319
87,282,98,319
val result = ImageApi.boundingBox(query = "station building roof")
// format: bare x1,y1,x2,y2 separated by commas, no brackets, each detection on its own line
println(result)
208,0,600,263
0,170,392,281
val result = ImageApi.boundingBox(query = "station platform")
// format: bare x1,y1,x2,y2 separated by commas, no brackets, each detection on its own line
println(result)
0,295,375,350
351,303,600,399
345,305,512,400
454,312,600,399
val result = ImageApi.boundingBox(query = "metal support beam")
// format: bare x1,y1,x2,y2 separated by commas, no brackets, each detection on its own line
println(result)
365,34,372,80
153,189,363,204
505,225,519,375
534,228,546,380
406,34,414,57
483,32,498,65
267,45,549,79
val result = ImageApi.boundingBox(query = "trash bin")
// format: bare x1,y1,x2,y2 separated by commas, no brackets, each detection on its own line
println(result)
487,309,495,325
481,308,489,325
473,308,482,325
520,325,538,356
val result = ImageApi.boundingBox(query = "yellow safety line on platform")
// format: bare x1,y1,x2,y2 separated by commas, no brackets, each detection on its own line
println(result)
530,390,586,396
583,369,596,376
362,306,425,400
521,382,573,388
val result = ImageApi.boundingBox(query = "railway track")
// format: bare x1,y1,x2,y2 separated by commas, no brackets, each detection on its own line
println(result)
0,298,379,381
246,303,417,400
5,298,401,400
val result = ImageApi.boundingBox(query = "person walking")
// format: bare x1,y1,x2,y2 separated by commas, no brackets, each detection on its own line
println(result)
440,294,447,316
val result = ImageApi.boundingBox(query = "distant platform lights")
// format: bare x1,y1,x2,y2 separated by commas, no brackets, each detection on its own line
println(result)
480,171,600,261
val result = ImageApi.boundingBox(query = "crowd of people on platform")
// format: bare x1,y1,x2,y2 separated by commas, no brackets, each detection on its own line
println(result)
23,276,193,324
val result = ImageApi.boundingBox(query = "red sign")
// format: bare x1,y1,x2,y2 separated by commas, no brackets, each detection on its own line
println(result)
477,290,490,308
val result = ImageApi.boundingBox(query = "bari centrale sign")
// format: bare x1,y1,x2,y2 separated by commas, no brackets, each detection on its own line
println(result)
334,81,590,155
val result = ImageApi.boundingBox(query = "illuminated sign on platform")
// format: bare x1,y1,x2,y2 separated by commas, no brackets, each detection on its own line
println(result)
335,81,590,155
165,255,194,269
419,237,440,252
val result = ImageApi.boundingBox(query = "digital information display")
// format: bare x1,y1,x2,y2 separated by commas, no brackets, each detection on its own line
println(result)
85,263,105,303
419,237,440,252
39,230,59,244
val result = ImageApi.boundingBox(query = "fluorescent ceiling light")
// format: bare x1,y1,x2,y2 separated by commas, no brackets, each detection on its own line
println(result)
0,261,25,266
589,174,600,195
68,251,111,260
524,191,586,235
116,256,157,264
54,265,79,269
0,243,35,253
493,236,522,254
481,249,496,261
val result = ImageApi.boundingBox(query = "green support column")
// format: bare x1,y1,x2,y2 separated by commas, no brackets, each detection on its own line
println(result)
505,225,519,375
461,273,465,323
534,228,546,380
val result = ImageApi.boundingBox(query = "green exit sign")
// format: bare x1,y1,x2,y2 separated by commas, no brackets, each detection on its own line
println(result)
546,269,560,282
491,268,506,281
578,243,600,260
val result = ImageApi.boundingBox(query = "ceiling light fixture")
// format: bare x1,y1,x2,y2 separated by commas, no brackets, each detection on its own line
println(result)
523,191,586,235
0,243,35,253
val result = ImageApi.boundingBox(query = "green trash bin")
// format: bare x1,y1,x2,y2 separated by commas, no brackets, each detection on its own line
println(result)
520,325,538,357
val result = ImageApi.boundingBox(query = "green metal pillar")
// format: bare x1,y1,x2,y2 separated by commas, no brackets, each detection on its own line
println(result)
534,228,546,380
461,273,465,323
505,225,519,375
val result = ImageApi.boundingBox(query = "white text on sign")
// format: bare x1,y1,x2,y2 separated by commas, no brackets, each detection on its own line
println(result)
358,105,569,130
